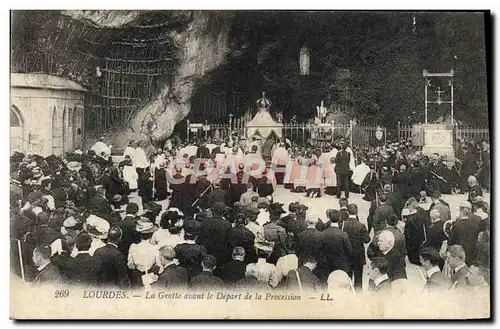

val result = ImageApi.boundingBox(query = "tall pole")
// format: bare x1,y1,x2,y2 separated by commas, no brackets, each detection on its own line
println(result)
349,119,353,147
450,79,454,124
186,119,190,144
424,80,428,124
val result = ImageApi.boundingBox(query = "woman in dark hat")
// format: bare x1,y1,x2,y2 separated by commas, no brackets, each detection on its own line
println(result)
263,203,288,265
151,209,184,247
227,215,257,265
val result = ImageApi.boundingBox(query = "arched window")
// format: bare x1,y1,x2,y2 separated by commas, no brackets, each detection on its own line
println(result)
10,106,22,127
10,105,24,154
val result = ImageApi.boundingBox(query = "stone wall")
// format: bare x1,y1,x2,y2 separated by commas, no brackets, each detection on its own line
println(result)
10,87,85,156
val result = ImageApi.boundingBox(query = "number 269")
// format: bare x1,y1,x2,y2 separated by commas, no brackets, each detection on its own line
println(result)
54,290,69,298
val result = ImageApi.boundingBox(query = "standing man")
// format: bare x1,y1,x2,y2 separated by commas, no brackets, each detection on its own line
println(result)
342,204,370,290
371,195,395,234
94,227,131,289
320,210,354,282
335,141,351,199
420,247,451,293
448,201,481,266
460,144,478,193
190,255,225,290
295,217,324,266
368,257,392,295
446,245,469,290
422,209,447,270
286,255,321,292
197,203,232,267
404,197,429,266
32,245,62,285
428,190,451,223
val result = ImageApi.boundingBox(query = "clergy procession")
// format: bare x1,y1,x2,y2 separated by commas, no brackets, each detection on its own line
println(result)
10,111,490,299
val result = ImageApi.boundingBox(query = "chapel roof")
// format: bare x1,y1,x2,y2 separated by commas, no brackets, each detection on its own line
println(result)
10,73,87,92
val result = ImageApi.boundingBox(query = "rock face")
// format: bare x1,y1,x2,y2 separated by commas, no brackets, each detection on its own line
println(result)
65,10,232,149
114,11,232,149
62,10,142,27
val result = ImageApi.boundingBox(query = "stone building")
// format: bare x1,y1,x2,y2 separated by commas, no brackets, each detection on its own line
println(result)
10,73,86,156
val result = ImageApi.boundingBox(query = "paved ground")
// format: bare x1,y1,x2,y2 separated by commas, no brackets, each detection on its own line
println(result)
126,183,489,295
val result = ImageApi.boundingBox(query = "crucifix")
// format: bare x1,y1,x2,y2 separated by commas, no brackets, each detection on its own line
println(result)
435,86,444,105
423,69,454,124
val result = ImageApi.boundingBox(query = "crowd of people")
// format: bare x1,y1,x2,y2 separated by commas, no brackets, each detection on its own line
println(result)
10,132,490,298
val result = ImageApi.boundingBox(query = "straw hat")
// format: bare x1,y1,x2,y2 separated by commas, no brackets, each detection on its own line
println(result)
135,217,158,234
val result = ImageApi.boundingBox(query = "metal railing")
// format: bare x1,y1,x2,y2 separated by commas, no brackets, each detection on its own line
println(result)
397,122,490,147
186,118,387,148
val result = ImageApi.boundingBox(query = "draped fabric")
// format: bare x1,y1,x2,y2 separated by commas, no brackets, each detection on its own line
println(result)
246,110,283,139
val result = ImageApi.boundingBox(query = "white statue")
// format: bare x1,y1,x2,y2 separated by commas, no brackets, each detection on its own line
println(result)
300,46,310,76
316,100,327,123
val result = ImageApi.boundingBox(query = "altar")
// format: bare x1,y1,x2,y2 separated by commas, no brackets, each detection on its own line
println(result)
421,123,455,162
245,92,283,140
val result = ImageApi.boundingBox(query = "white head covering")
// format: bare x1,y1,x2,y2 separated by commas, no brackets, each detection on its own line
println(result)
85,215,110,239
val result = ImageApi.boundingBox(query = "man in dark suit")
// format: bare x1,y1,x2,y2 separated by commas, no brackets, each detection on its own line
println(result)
227,217,256,265
448,201,481,266
340,204,370,290
295,217,324,267
409,159,426,199
87,185,113,221
460,145,478,193
446,245,469,290
286,255,321,292
190,255,225,290
320,210,354,282
66,233,100,286
208,182,229,206
32,245,63,285
369,230,407,282
196,141,211,160
372,194,395,234
368,257,391,295
155,246,189,289
335,142,351,199
467,175,483,204
428,190,451,223
422,209,447,269
384,214,407,258
116,203,140,258
93,227,130,289
420,247,451,293
383,184,402,219
404,197,430,265
216,247,247,285
197,202,232,266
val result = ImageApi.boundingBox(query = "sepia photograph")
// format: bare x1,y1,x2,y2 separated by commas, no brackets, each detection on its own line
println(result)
9,9,491,319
